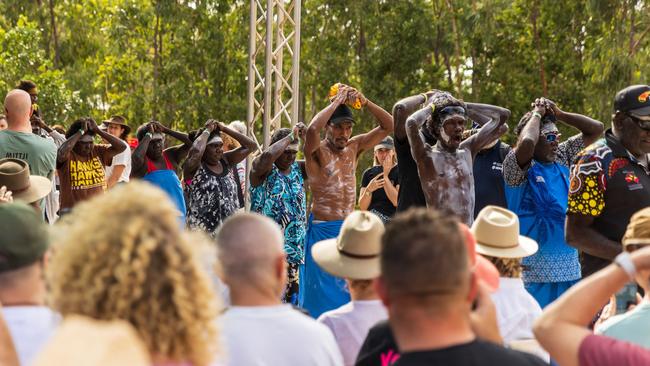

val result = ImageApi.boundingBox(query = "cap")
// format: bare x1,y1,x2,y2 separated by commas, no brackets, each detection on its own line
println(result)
614,85,650,118
0,203,49,272
374,136,394,151
329,104,355,125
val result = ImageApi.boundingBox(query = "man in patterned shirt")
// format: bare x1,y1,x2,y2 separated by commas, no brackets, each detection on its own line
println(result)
503,98,604,308
566,85,650,277
250,123,307,305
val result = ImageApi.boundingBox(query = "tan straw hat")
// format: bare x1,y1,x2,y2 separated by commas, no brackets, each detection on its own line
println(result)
312,211,384,279
623,207,650,246
471,205,538,258
0,158,51,204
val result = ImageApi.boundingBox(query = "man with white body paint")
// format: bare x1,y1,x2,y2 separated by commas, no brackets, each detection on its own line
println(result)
301,84,393,318
405,91,510,225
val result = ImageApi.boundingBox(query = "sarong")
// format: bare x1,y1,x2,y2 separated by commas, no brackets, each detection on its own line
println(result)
299,215,350,317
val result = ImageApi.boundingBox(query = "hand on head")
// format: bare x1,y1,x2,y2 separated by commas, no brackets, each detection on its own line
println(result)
205,119,218,133
86,118,100,133
531,98,547,115
294,122,306,140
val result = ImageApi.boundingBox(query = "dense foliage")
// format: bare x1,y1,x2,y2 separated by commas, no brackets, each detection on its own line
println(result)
1,0,648,150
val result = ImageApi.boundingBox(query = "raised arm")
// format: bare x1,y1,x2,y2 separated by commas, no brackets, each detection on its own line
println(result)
57,121,86,167
250,123,305,187
88,119,126,156
461,103,510,157
534,246,650,366
131,124,154,178
304,90,348,157
393,91,439,141
546,99,604,146
221,121,258,166
406,106,438,186
151,121,192,166
349,89,393,153
513,99,547,167
182,121,215,181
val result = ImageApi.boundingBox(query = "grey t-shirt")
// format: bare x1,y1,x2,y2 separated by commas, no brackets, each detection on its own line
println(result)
0,130,57,179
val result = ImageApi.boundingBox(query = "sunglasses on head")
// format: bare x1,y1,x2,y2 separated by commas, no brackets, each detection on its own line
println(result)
437,106,467,118
542,131,561,142
627,113,650,131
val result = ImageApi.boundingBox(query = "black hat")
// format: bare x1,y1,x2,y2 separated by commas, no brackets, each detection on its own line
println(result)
374,136,394,150
329,105,355,125
614,85,650,118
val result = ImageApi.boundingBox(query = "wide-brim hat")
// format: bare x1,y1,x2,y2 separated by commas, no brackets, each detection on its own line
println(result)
103,116,131,135
0,158,51,203
312,211,384,280
472,206,538,258
623,207,650,246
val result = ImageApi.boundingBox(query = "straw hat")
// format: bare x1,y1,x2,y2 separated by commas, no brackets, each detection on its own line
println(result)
623,207,650,247
0,158,51,204
312,211,384,279
471,206,538,258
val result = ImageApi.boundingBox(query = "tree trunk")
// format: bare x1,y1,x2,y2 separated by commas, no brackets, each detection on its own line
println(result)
445,0,464,98
48,0,60,68
530,0,547,96
153,2,161,120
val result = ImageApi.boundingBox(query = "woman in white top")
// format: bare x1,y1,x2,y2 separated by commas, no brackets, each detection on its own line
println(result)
102,116,132,188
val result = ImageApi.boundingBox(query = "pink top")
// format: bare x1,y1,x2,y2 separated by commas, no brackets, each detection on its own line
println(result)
579,334,650,366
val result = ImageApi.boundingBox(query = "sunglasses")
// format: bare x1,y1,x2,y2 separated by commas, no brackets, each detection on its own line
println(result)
628,114,650,131
541,131,561,142
437,106,467,118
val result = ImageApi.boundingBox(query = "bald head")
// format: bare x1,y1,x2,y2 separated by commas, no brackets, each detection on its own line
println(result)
4,90,32,130
216,212,285,284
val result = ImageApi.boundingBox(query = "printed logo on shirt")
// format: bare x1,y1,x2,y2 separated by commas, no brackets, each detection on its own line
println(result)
535,176,546,183
491,162,503,171
639,91,650,103
623,170,643,191
70,158,106,190
4,152,29,160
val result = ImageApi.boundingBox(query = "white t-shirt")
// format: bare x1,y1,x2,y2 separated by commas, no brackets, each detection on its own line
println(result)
2,306,60,366
490,277,542,343
219,304,343,366
317,300,388,366
104,140,131,183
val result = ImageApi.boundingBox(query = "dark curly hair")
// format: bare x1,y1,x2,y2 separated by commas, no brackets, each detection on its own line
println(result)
270,128,292,145
428,91,466,131
65,118,96,139
16,80,37,93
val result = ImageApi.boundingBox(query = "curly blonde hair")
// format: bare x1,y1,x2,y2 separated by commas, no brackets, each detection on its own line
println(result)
484,255,523,278
48,182,219,366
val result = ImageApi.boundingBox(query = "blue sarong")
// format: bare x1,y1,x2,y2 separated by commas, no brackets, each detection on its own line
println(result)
299,215,350,318
142,170,187,223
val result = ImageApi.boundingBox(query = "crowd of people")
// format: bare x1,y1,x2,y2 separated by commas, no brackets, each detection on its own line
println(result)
1,79,650,366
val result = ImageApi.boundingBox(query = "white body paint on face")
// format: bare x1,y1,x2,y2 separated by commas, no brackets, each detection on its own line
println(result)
440,126,452,144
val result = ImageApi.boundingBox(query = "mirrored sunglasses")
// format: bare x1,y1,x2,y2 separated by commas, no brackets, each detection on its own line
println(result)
542,131,561,142
629,114,650,131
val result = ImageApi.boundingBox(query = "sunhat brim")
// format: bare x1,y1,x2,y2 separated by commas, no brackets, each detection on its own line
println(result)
311,238,380,280
475,235,539,259
12,175,51,204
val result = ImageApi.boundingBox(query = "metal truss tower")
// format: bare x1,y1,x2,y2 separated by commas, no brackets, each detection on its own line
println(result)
246,0,302,149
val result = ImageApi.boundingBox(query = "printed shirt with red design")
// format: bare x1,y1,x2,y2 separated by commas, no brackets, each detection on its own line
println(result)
567,129,650,276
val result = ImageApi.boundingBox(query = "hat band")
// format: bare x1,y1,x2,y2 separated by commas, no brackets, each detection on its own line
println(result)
7,181,31,195
479,240,519,249
338,249,379,260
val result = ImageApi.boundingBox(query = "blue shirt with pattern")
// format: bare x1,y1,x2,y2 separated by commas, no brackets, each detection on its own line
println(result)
251,162,307,264
503,134,584,283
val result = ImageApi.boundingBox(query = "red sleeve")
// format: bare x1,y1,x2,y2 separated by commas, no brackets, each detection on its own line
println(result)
579,334,650,366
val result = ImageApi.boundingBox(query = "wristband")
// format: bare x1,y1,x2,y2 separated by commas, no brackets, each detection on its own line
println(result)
429,104,436,115
202,129,210,135
78,129,84,136
288,131,296,142
532,111,543,120
420,93,428,103
615,251,636,280
145,132,153,139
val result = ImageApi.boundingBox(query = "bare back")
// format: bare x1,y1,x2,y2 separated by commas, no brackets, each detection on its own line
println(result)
306,140,359,221
419,146,475,225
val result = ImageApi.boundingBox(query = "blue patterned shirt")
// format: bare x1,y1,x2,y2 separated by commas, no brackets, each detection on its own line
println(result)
251,162,307,264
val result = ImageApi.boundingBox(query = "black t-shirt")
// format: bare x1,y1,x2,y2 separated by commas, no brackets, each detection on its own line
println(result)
361,165,399,218
395,136,427,212
473,141,511,218
355,320,398,366
394,340,547,366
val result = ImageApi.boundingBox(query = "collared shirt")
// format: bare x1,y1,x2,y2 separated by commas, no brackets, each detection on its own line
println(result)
503,134,584,283
568,129,650,276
